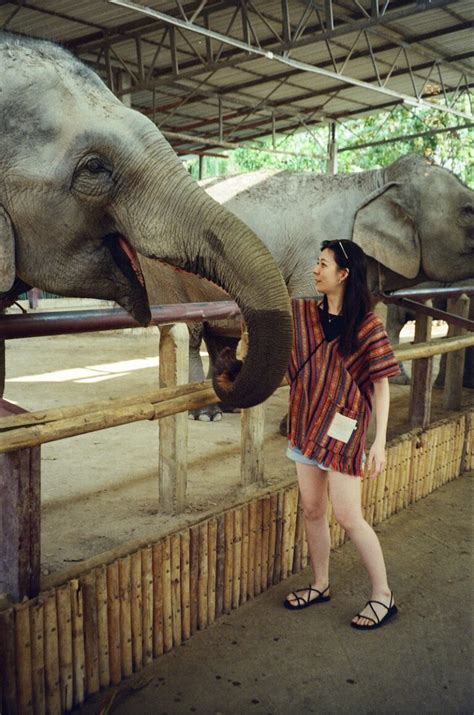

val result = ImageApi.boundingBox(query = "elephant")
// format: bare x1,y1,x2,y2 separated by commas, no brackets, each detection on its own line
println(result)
0,33,293,409
385,279,474,388
140,154,474,420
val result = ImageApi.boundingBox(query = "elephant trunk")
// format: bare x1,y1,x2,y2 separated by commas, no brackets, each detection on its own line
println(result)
119,141,293,408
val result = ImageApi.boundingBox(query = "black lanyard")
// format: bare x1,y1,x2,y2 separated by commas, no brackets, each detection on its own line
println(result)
293,338,325,380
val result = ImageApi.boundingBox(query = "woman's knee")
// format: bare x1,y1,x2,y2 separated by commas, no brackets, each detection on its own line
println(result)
333,507,365,532
301,501,327,521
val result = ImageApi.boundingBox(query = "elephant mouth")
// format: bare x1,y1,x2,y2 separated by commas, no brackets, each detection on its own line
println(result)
105,233,145,287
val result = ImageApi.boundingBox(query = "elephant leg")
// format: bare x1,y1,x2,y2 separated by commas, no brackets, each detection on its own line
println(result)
187,322,223,422
188,324,220,422
279,413,288,437
203,330,241,414
435,347,474,389
385,303,411,385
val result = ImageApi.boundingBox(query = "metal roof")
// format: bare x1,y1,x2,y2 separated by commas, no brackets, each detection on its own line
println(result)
1,0,472,155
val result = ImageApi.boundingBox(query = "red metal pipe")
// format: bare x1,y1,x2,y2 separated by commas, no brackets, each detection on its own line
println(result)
0,301,241,340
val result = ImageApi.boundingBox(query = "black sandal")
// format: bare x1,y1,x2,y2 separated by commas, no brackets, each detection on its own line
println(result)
284,584,331,610
350,591,398,630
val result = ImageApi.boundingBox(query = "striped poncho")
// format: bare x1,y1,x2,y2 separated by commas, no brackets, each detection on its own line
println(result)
287,298,401,477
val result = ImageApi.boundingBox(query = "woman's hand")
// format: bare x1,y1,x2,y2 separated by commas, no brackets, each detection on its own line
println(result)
367,439,386,479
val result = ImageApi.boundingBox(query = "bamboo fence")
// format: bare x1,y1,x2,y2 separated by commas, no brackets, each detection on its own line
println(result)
0,410,472,714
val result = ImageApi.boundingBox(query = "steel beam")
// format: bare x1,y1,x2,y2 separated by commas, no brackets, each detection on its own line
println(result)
106,0,472,121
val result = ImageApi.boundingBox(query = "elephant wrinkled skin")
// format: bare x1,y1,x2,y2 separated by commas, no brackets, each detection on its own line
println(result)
0,33,293,409
141,155,474,420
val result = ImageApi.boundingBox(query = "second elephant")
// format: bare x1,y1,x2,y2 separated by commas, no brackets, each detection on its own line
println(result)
141,154,474,420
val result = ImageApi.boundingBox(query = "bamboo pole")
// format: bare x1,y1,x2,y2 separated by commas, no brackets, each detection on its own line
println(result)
94,566,110,690
15,602,33,714
215,516,225,619
268,494,278,587
247,501,257,598
170,534,182,647
0,385,218,454
30,602,46,715
106,561,121,685
223,512,234,613
253,499,263,596
394,333,474,360
0,381,214,431
0,608,17,715
203,520,215,625
180,531,191,639
272,490,284,585
293,502,304,575
261,497,271,589
161,538,173,652
81,572,99,696
141,547,154,665
118,557,132,676
281,490,292,579
152,543,164,657
233,509,242,609
189,526,200,631
56,583,74,711
240,504,249,604
130,551,143,670
43,590,61,714
198,523,209,628
69,580,85,707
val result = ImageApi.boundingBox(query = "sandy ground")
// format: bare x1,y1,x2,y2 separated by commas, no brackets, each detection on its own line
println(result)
78,471,473,715
4,320,473,577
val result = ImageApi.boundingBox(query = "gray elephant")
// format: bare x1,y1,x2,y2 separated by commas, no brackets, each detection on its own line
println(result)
0,33,293,408
141,155,474,420
385,279,474,388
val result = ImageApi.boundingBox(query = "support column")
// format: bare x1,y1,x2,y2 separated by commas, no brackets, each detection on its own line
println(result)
443,293,469,410
326,122,337,175
239,330,265,485
241,404,265,486
158,324,189,513
0,400,41,601
409,303,433,428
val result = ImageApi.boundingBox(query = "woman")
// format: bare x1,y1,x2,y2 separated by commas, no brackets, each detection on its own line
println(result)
284,239,401,630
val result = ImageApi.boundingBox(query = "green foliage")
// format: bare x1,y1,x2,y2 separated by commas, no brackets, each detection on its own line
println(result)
184,101,473,185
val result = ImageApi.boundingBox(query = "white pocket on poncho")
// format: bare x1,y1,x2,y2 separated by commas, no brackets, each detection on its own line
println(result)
327,412,358,443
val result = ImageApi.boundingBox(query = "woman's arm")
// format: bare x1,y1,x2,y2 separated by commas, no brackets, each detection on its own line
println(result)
367,377,390,479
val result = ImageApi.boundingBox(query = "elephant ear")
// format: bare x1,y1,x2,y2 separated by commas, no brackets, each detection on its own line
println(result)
0,207,16,292
352,183,420,279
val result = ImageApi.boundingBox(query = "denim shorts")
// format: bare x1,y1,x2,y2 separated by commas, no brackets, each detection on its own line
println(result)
286,444,330,470
286,443,366,470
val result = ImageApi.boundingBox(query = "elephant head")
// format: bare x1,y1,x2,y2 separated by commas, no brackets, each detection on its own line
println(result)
352,154,474,290
0,33,292,408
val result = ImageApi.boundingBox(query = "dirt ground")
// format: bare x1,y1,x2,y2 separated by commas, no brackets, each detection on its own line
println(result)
4,317,473,577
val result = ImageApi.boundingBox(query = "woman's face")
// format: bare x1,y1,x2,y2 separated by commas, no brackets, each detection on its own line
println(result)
312,248,348,294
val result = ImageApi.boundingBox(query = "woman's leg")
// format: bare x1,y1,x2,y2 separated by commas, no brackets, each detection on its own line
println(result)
328,470,394,626
286,463,330,605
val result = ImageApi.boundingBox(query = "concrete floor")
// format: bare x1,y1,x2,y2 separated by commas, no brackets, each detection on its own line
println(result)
80,471,473,715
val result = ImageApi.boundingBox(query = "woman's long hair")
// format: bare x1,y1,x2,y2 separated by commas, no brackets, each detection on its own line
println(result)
320,239,373,357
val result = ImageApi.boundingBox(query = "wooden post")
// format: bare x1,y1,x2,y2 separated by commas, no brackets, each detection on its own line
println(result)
158,324,189,513
241,403,265,485
409,303,433,428
0,399,40,601
443,294,470,411
238,327,265,485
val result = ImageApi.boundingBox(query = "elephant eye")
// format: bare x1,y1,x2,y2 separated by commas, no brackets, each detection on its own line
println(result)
461,204,474,216
85,157,109,174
